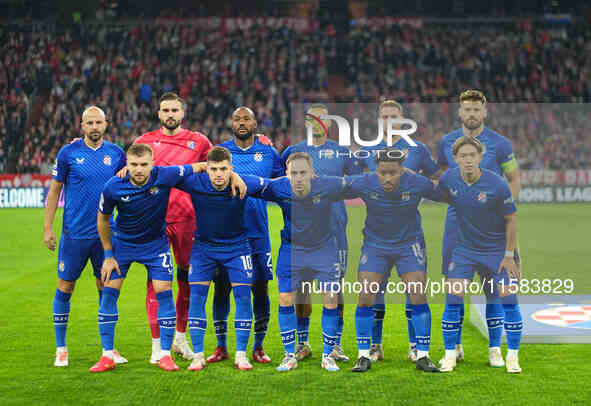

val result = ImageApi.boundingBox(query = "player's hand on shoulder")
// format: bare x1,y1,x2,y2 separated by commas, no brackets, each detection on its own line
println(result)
101,257,121,283
43,228,57,251
116,167,128,178
230,173,247,199
256,134,273,146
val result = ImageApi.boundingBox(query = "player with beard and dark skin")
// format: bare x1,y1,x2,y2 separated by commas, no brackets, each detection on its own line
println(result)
206,107,284,364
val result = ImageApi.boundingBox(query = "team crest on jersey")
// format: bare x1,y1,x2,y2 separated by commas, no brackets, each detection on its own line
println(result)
187,141,195,150
58,261,65,272
401,192,410,201
478,192,487,203
319,149,334,159
150,187,159,195
254,152,263,162
103,155,112,166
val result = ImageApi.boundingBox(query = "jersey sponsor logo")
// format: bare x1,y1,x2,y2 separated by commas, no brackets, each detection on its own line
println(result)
76,158,85,164
478,192,488,203
401,192,410,201
149,187,159,195
532,305,591,330
103,155,112,166
58,261,65,272
121,195,131,202
187,141,195,149
254,152,263,162
319,149,335,159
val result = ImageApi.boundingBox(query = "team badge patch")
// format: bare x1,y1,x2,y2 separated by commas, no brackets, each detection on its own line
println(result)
477,192,487,203
532,306,591,330
103,155,112,166
254,152,263,162
58,261,65,272
187,141,195,149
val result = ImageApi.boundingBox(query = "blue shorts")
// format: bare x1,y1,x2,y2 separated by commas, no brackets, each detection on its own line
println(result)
442,208,458,275
358,240,427,278
111,235,174,281
57,236,103,281
447,249,511,286
276,239,340,293
331,213,348,277
190,241,253,284
249,237,273,282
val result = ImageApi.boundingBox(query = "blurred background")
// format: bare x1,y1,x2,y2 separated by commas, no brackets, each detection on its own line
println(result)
1,0,590,175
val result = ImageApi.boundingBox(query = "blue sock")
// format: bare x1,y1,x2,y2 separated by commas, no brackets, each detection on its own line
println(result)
456,302,464,345
442,294,463,350
98,287,120,351
278,305,297,354
213,292,230,348
336,315,344,346
372,303,385,345
156,290,176,352
406,295,416,347
233,285,253,352
411,303,431,352
188,284,209,354
486,301,504,348
297,317,310,344
322,307,339,356
355,306,373,351
53,289,72,348
253,292,270,350
503,299,523,350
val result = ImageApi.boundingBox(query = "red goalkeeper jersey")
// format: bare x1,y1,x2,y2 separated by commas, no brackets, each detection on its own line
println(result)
135,128,212,224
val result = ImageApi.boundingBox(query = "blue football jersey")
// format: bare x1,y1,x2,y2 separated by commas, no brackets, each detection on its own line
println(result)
281,139,362,229
361,138,439,175
256,176,347,248
437,167,517,254
53,139,126,239
220,138,284,240
346,172,438,249
438,127,517,176
176,173,268,251
99,165,194,244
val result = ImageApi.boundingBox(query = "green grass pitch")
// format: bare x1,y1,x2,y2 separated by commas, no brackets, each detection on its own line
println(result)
1,204,590,405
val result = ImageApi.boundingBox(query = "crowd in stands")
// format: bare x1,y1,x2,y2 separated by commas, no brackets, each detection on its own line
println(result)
1,18,590,173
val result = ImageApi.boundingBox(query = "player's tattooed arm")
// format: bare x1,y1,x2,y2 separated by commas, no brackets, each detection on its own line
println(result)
97,212,121,283
43,180,64,251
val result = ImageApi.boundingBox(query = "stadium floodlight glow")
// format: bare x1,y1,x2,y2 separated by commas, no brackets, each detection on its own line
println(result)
306,114,418,147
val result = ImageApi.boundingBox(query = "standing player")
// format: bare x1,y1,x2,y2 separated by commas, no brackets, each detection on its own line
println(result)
175,147,270,372
281,104,362,362
207,107,284,364
360,100,441,363
256,152,351,372
133,92,212,363
44,106,127,367
346,150,439,373
438,90,520,366
437,136,522,374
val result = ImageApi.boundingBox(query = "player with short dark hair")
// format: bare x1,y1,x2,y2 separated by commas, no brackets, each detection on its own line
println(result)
255,152,351,372
281,104,362,363
207,107,284,365
438,90,520,367
361,100,441,363
345,149,439,373
45,106,128,367
437,136,522,374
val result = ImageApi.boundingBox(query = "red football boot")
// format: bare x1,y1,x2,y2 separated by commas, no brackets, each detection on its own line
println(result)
158,355,179,371
89,356,115,373
252,347,272,364
206,346,229,363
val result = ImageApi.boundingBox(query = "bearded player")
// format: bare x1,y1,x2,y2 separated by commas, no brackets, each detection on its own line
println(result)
438,90,520,367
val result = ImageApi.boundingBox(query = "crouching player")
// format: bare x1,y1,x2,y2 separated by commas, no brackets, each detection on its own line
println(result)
346,149,439,373
437,136,522,373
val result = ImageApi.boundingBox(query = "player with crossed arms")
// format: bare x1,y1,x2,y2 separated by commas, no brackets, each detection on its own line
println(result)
45,106,128,367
